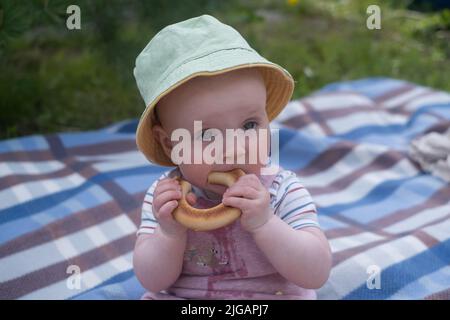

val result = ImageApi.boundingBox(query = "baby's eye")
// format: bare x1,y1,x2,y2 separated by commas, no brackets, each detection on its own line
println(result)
200,128,217,141
243,121,258,131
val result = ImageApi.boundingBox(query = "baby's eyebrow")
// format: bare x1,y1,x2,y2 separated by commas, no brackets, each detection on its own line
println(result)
244,103,265,115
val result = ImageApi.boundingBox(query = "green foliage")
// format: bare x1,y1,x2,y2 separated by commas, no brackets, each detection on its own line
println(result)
0,0,449,139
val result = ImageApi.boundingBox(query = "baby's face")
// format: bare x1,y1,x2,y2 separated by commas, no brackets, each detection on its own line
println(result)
153,68,270,198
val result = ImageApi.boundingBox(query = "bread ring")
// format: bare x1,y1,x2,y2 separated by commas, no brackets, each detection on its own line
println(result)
173,169,245,231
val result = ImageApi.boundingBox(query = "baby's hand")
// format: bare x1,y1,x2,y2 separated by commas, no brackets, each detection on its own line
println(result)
152,177,196,238
222,174,273,233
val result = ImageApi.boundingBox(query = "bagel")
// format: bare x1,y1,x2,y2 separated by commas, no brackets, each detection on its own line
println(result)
173,169,245,231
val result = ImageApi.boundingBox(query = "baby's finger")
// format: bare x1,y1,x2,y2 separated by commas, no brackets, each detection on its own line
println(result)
236,174,262,189
185,192,197,206
225,185,258,199
154,179,180,196
222,195,250,210
153,189,182,213
157,199,179,221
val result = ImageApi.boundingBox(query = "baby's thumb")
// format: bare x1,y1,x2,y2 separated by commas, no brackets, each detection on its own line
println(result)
185,192,197,206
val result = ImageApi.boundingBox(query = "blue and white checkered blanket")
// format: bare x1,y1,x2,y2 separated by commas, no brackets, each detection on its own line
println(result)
1,78,449,300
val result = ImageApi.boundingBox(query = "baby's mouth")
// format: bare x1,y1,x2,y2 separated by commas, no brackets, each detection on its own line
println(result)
205,175,223,195
204,184,226,200
204,168,245,200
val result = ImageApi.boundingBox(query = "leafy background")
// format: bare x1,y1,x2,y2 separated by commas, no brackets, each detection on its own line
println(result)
1,0,449,139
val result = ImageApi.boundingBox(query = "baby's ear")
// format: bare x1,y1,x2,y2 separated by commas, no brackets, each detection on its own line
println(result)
152,125,173,159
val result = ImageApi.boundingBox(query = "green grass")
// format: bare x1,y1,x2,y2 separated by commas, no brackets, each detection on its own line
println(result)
1,0,449,139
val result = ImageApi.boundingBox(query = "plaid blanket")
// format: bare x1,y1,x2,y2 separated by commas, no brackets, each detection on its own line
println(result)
1,78,449,300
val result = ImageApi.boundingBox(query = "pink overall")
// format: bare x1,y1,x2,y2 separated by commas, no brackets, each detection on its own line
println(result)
141,171,316,300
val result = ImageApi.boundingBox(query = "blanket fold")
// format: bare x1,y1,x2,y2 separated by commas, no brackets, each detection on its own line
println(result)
409,127,450,182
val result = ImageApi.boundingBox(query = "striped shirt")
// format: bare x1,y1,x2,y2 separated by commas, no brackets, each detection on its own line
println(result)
137,167,320,235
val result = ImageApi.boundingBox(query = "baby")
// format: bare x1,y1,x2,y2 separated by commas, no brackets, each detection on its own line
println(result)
132,15,331,300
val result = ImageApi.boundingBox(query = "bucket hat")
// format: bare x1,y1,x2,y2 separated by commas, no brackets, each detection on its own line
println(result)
134,14,295,166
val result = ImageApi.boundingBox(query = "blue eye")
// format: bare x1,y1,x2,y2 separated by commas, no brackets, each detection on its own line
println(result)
243,121,258,130
201,129,210,140
201,128,217,141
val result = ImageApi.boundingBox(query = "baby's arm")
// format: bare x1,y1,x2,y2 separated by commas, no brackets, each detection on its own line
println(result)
133,228,187,293
251,216,332,289
223,173,331,289
133,177,192,293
